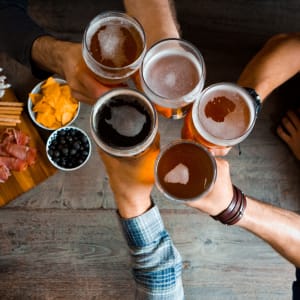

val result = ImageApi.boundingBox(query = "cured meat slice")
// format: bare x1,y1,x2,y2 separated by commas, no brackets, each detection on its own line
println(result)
0,156,28,172
0,128,37,183
0,163,10,183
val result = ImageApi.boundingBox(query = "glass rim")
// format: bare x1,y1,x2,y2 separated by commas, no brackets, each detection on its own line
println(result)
192,82,258,146
83,11,146,73
90,87,158,157
141,37,206,107
154,139,217,203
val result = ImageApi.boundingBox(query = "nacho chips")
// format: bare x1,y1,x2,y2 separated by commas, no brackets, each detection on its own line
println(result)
29,77,79,129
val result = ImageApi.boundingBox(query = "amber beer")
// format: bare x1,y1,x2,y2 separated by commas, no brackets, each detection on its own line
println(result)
83,11,146,85
155,140,216,202
141,38,206,119
182,83,258,151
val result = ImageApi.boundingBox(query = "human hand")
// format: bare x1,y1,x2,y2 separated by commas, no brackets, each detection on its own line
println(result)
277,109,300,160
31,37,110,105
58,42,111,105
98,134,160,218
186,158,234,216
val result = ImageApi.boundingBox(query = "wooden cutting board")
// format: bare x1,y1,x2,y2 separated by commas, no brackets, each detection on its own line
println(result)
0,88,57,207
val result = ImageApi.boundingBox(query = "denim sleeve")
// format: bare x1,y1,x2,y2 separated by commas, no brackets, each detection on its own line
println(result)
119,204,184,300
0,0,51,78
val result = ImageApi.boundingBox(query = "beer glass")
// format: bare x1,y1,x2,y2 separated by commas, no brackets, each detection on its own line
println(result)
155,140,217,203
90,88,158,158
82,11,146,86
140,38,206,119
182,82,260,153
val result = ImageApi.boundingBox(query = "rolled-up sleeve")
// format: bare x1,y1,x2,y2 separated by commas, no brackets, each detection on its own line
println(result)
119,204,184,300
0,0,51,77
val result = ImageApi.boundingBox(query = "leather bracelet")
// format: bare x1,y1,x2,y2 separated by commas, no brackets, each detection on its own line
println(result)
211,185,247,225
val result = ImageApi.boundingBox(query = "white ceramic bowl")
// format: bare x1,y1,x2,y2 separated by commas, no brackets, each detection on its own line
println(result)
28,78,80,130
46,126,92,171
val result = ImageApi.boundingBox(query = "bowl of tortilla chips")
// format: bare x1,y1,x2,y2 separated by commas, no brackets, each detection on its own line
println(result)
28,77,80,130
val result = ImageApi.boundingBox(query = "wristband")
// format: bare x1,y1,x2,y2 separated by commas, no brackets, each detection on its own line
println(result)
211,185,247,225
243,87,262,115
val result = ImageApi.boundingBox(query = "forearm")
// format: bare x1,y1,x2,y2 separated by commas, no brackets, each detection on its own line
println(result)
237,196,300,267
119,204,184,299
124,0,180,47
238,33,300,101
31,36,73,77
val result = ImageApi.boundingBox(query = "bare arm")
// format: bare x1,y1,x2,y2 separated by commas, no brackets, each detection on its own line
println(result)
238,196,300,267
238,33,300,101
124,0,180,47
188,159,300,267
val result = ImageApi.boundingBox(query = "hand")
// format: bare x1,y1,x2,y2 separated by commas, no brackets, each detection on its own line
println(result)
186,158,234,216
98,134,160,218
56,42,110,105
32,37,110,105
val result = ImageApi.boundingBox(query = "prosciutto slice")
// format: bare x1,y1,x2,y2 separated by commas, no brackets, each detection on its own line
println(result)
0,128,37,183
4,143,37,165
0,163,10,183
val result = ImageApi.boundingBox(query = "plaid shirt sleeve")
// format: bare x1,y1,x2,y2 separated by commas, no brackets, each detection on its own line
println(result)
119,204,184,300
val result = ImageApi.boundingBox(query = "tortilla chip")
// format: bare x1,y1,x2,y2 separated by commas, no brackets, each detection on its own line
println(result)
29,93,43,105
29,77,79,129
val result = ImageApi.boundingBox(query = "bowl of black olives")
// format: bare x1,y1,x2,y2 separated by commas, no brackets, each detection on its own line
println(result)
46,126,91,171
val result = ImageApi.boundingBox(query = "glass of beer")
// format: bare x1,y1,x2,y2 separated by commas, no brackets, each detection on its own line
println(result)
90,88,158,158
181,82,260,153
82,11,146,86
140,38,206,119
155,140,217,203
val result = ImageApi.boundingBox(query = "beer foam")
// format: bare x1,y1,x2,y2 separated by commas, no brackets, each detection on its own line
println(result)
164,163,189,185
105,105,146,137
97,25,127,67
144,49,202,99
164,72,176,88
196,86,255,142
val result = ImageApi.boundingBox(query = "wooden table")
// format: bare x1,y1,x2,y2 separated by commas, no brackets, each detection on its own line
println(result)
1,1,300,299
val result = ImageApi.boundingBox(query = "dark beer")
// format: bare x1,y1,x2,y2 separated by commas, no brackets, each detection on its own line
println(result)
155,141,216,201
90,88,158,158
95,95,152,148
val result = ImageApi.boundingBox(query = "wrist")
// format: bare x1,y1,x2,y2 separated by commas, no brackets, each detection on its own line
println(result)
211,185,247,225
114,190,152,219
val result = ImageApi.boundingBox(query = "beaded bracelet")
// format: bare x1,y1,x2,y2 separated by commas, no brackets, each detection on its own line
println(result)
211,185,247,225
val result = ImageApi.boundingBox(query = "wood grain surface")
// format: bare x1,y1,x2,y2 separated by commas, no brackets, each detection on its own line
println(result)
0,1,300,299
0,89,56,206
0,209,294,300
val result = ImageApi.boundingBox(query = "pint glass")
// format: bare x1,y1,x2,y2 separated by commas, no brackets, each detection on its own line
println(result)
83,11,146,86
182,82,260,153
141,38,206,119
155,140,217,202
90,88,158,157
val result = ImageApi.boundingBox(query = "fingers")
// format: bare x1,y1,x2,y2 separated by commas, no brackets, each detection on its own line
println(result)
277,109,300,160
276,125,291,144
